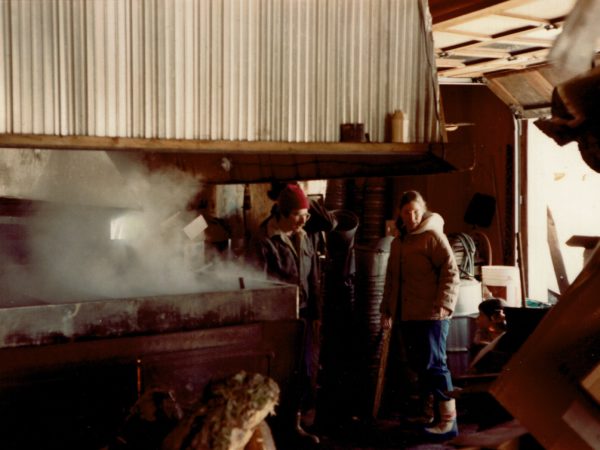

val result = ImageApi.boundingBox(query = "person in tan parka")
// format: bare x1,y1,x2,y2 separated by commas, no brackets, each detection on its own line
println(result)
380,190,460,441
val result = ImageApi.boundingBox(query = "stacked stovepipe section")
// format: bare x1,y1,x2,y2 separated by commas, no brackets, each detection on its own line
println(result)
357,177,388,244
322,175,395,419
318,180,359,424
353,236,394,415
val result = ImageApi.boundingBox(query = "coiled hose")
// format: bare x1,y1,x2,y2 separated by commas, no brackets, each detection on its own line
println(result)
449,232,477,279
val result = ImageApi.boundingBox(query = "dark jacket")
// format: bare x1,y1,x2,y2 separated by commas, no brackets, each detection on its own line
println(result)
267,198,337,259
251,216,322,320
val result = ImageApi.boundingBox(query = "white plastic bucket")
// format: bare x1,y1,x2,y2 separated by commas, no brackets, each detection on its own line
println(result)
454,279,482,316
482,265,522,307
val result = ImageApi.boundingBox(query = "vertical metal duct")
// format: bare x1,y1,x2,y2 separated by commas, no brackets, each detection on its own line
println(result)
353,235,393,415
0,0,442,143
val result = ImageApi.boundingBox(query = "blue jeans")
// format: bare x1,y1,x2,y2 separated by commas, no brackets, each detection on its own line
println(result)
401,320,453,401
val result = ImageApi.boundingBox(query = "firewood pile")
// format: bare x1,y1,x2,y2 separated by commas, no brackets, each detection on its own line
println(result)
104,371,279,450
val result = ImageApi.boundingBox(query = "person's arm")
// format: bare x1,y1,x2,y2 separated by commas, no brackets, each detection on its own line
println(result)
380,239,400,329
431,233,460,316
304,198,337,234
306,242,322,321
247,233,275,280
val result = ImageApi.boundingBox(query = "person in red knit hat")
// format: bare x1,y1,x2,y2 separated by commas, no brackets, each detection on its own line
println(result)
276,184,311,230
250,183,321,445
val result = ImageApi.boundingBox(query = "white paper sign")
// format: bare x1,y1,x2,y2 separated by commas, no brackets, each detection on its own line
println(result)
183,214,208,241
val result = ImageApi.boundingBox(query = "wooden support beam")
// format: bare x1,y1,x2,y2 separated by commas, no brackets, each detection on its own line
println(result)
445,48,511,59
372,328,391,419
0,133,475,183
136,151,464,184
547,206,570,295
496,11,554,25
526,70,555,97
494,36,555,48
485,77,523,109
430,0,508,25
441,25,547,55
437,29,494,41
436,58,466,68
0,133,431,156
432,0,545,30
439,48,549,78
432,0,568,80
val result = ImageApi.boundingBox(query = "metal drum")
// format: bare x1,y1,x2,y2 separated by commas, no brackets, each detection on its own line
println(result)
447,315,477,377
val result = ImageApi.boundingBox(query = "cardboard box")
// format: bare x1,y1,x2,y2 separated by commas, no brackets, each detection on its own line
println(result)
581,363,600,406
490,247,600,449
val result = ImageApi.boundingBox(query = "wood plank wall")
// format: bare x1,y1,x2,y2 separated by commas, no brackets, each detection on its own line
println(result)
392,84,515,266
209,84,515,266
200,84,514,267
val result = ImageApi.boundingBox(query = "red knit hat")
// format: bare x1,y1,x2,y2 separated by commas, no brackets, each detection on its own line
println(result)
277,184,309,214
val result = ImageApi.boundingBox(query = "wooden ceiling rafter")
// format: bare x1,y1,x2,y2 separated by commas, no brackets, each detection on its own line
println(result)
494,36,555,48
436,58,466,69
436,20,564,53
486,81,522,109
494,11,552,25
439,29,493,42
438,48,549,78
483,62,556,116
440,47,511,60
431,0,538,29
431,0,572,79
436,23,562,56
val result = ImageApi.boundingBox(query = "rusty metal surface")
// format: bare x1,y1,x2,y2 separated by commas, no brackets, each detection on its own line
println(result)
0,320,304,450
0,279,298,349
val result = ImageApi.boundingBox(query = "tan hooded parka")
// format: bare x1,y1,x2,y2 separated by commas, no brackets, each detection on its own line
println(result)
380,212,460,321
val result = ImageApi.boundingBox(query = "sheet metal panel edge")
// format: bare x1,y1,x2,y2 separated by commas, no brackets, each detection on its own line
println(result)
0,282,298,348
0,0,443,143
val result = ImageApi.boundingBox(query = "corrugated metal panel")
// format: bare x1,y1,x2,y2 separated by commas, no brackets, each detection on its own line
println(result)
0,0,442,143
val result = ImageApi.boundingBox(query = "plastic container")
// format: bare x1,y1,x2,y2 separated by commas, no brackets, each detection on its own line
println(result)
454,279,482,316
391,110,408,143
482,265,522,307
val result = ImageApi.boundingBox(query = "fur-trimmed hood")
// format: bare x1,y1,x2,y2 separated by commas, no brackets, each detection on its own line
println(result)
408,212,445,236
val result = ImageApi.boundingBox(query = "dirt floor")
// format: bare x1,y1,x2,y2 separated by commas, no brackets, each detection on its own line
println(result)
270,392,544,450
273,415,477,450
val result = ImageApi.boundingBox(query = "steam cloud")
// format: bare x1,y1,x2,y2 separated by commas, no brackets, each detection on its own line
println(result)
0,151,265,307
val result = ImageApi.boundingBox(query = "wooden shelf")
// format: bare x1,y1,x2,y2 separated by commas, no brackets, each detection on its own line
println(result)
0,133,475,183
0,133,434,155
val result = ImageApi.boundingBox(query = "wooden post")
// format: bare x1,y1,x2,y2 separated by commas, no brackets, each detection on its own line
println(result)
372,328,392,419
546,206,570,295
516,231,528,306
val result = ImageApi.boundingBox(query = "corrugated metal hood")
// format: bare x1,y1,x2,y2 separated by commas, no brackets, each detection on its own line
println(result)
0,0,473,183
